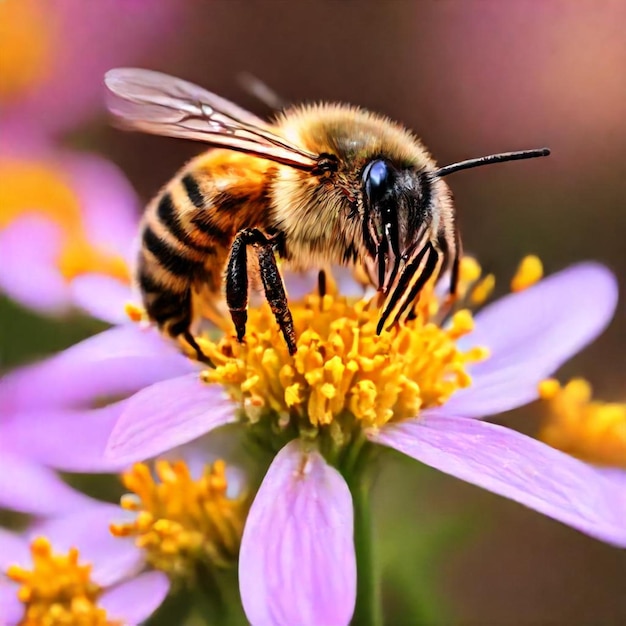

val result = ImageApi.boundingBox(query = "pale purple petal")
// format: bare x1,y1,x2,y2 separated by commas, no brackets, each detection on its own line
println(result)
0,216,68,314
70,274,134,324
0,325,195,412
60,155,138,262
240,440,356,626
106,375,238,464
0,580,21,626
370,416,626,546
437,263,618,418
282,267,367,301
100,571,170,624
0,448,92,514
0,147,138,320
0,529,29,568
3,402,130,472
30,503,144,587
281,270,318,300
0,531,30,624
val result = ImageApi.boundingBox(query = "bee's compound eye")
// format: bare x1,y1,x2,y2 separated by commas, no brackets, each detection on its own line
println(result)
364,159,391,198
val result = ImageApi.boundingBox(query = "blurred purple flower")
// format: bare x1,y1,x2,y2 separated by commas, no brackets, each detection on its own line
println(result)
0,446,92,516
0,0,187,135
3,263,625,625
0,442,245,624
0,0,188,319
0,525,168,625
0,143,138,321
0,325,196,513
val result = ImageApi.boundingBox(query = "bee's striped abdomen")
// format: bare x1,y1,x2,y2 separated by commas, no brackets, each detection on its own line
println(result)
136,150,275,346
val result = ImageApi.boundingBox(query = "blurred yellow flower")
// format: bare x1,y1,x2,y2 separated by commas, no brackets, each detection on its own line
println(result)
539,378,626,468
0,0,56,100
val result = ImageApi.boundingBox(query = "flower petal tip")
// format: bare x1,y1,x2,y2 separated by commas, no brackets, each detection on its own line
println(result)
372,416,626,547
105,374,237,463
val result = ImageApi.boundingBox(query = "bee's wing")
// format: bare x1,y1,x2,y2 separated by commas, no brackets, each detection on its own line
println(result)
105,68,318,170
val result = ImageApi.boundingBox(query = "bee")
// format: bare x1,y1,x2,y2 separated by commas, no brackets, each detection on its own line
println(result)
105,68,549,359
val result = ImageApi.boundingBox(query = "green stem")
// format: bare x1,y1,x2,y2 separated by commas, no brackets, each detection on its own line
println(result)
347,451,383,626
195,565,247,626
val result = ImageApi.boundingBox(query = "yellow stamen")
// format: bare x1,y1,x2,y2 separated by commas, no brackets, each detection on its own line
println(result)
459,257,482,285
453,256,496,306
539,378,626,468
6,537,119,626
470,273,496,305
511,255,543,292
202,281,488,438
110,460,248,579
124,302,146,323
0,0,55,101
0,160,130,283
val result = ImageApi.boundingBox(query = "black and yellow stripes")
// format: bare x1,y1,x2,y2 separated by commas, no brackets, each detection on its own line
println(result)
181,173,205,209
141,225,205,278
155,192,214,254
136,150,274,347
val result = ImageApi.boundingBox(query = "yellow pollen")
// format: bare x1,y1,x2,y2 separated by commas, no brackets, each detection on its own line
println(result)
454,256,496,305
511,255,543,292
110,460,248,579
0,0,56,101
6,536,119,626
201,284,487,435
0,160,130,283
124,302,147,323
539,378,626,468
470,273,496,305
459,257,482,285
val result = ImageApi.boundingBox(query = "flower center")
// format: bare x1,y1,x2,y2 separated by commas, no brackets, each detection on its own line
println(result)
6,537,118,626
110,460,248,580
539,378,626,468
200,264,489,441
0,0,55,101
0,160,130,283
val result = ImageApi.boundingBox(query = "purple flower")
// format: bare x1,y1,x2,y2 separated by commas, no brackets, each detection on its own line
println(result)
0,445,92,516
0,527,168,625
3,262,626,625
0,444,246,624
0,144,138,321
0,0,188,319
0,0,186,135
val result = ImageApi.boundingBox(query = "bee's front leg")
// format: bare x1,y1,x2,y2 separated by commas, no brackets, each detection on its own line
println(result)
226,229,297,355
377,242,439,334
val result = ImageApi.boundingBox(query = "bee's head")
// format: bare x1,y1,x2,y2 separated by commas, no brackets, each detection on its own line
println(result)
361,158,441,291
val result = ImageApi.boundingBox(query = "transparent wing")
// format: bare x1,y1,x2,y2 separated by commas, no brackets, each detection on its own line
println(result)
105,68,318,170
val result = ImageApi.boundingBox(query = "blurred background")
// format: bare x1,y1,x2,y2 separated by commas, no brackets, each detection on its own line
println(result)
1,1,625,624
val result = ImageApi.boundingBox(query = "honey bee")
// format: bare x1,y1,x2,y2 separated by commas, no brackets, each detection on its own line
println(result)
105,68,549,359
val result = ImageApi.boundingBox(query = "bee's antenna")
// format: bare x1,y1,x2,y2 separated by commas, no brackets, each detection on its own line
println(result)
435,147,550,178
237,72,287,110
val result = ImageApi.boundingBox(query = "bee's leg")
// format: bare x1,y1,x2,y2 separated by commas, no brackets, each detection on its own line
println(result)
318,269,327,297
376,243,430,334
226,229,297,355
168,313,213,366
256,240,297,355
377,243,441,333
449,222,462,298
394,244,440,326
405,247,447,320
225,232,250,343
182,329,213,367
